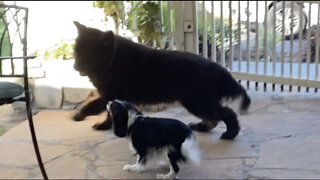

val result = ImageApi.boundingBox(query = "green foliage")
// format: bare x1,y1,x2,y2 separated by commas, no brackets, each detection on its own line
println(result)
93,1,173,48
0,8,11,74
126,1,162,47
44,39,75,60
93,1,125,35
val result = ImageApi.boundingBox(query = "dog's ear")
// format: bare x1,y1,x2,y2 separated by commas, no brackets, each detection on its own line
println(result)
73,21,87,33
121,101,142,115
110,102,129,137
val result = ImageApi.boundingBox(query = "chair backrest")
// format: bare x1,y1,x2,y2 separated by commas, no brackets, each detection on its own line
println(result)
0,4,28,76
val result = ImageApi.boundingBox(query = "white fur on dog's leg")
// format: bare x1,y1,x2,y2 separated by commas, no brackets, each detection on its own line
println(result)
158,160,170,168
129,142,136,155
123,164,132,172
156,166,177,179
123,163,145,172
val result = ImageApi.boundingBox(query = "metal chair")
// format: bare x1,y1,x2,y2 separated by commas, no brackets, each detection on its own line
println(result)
0,4,48,179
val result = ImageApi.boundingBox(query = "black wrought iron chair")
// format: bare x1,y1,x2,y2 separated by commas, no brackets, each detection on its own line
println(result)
0,4,48,179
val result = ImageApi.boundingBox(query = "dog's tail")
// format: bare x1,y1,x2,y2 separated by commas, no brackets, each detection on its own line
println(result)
239,89,251,113
181,133,201,166
221,73,251,114
234,82,251,114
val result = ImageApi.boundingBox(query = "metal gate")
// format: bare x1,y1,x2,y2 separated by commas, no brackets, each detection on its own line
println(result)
166,1,320,92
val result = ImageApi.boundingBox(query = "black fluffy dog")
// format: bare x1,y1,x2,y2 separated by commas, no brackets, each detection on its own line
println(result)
72,21,251,139
107,100,200,179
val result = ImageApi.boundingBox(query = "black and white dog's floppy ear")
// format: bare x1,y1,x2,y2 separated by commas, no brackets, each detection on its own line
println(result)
108,101,129,137
121,100,143,116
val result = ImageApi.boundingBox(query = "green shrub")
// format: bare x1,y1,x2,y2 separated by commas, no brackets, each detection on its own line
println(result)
0,9,11,74
126,1,165,47
44,39,75,60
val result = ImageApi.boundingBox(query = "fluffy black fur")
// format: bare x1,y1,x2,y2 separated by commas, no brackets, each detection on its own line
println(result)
108,100,198,179
72,21,251,139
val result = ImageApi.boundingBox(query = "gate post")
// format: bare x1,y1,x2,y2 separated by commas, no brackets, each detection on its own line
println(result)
171,1,197,54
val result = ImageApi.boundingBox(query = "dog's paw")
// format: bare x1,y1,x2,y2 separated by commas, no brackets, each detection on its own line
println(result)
73,112,85,121
220,130,239,140
156,174,165,179
92,121,112,130
156,173,177,180
156,173,167,179
123,163,144,172
123,164,132,172
188,122,218,132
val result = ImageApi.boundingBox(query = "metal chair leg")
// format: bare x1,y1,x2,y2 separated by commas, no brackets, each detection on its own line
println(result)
24,59,48,180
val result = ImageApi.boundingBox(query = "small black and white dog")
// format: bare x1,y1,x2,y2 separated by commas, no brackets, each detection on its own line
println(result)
107,100,201,179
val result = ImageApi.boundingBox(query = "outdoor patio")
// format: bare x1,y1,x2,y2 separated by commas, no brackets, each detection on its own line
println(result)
1,1,320,179
1,89,320,179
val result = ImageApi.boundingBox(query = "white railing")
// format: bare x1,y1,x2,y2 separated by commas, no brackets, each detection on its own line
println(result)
170,1,320,93
201,1,320,92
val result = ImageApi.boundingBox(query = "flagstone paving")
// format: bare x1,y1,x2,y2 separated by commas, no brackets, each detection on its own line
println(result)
1,90,320,179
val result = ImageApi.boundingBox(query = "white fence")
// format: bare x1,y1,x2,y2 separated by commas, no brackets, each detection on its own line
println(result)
166,1,320,92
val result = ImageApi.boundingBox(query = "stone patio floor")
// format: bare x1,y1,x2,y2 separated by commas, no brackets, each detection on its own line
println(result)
1,90,320,179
